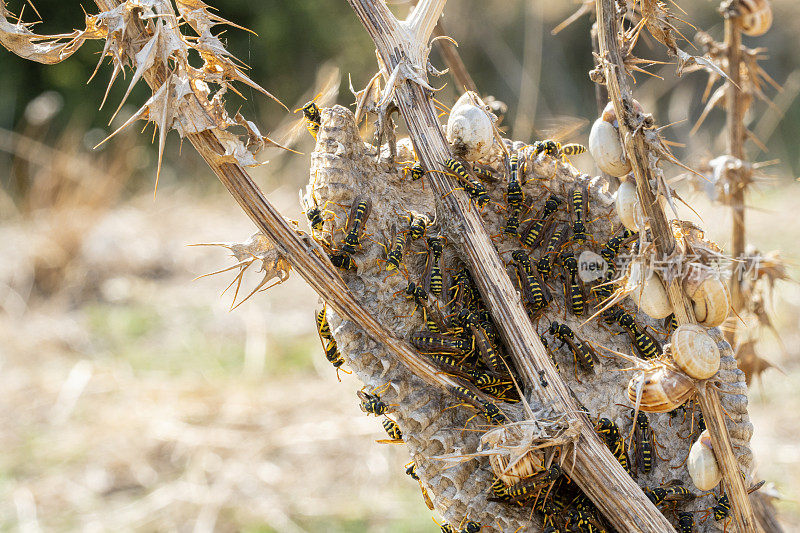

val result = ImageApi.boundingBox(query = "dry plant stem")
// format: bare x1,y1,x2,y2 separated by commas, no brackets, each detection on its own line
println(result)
725,7,747,338
347,0,674,530
89,0,484,404
595,0,760,530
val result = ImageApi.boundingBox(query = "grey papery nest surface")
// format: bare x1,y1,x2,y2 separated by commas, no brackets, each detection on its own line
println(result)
307,105,752,532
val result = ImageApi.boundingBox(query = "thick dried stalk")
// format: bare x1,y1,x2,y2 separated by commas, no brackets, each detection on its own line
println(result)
724,4,747,338
346,0,675,530
594,0,760,531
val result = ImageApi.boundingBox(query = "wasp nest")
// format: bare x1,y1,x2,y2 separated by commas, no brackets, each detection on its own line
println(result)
305,105,752,532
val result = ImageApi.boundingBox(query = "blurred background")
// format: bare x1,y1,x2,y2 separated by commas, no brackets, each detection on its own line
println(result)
0,0,798,530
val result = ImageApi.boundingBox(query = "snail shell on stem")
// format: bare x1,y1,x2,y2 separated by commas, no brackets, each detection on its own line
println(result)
739,0,773,36
683,268,731,328
447,92,495,162
627,364,695,413
615,179,646,231
589,118,631,177
626,260,673,320
670,324,721,380
687,430,722,491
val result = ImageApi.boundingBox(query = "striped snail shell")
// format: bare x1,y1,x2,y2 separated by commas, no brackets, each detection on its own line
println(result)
626,260,673,320
739,0,773,36
687,430,722,491
447,92,495,162
481,428,545,486
683,268,731,328
627,364,695,413
670,324,721,380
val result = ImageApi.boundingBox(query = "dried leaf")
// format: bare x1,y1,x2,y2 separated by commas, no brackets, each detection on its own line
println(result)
193,232,292,309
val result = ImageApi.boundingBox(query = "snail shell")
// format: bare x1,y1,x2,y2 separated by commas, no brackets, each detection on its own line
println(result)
627,364,695,413
615,180,647,232
447,92,494,161
589,118,631,177
739,0,773,36
626,260,673,320
481,427,545,486
671,324,721,379
687,430,722,491
683,270,731,328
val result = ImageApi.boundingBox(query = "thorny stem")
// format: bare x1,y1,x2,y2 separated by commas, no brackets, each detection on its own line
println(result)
86,0,491,408
594,0,761,531
346,0,675,531
723,1,747,343
409,0,477,93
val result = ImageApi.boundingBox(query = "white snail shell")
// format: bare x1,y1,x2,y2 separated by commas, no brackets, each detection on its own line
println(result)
739,0,773,36
683,270,731,328
589,118,632,177
626,260,673,320
671,324,721,379
627,364,695,413
615,180,646,231
687,430,722,491
447,92,494,162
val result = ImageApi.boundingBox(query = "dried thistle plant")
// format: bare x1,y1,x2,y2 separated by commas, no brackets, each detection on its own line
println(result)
0,0,782,531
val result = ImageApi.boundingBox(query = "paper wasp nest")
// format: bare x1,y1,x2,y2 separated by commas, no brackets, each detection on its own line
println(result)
307,106,752,532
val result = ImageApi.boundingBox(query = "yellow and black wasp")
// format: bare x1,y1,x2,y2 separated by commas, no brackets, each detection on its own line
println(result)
503,152,525,236
441,521,481,533
341,195,372,255
630,409,657,474
536,224,569,279
703,481,764,523
472,164,497,182
444,158,490,208
376,417,404,444
677,512,694,533
458,309,505,374
600,229,636,274
607,309,661,359
299,189,326,235
315,305,350,380
560,252,586,316
408,212,431,241
402,281,449,333
377,223,408,272
496,465,563,505
594,418,630,474
645,481,695,506
664,313,679,333
519,194,563,249
564,507,607,533
511,250,551,312
299,100,322,138
411,331,471,355
452,385,508,425
549,321,598,375
423,236,445,297
569,181,591,244
328,252,356,270
532,139,588,161
357,383,397,416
